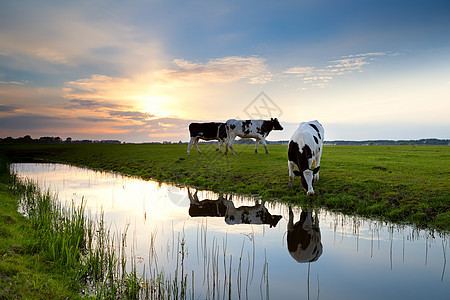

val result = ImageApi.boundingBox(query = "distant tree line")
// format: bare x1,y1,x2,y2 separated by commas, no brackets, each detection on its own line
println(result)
0,135,121,144
1,135,448,145
322,139,449,145
201,138,449,146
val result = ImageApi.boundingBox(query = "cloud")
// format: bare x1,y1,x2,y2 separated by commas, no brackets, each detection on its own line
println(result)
0,110,187,142
77,117,119,123
61,55,273,121
68,99,104,108
0,105,19,112
0,114,68,130
0,2,164,75
67,99,124,111
161,56,272,85
108,110,156,122
63,75,141,106
284,52,388,88
0,80,29,86
63,56,272,102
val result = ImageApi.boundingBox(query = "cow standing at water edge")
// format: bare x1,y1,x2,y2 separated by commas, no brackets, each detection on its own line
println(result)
187,122,227,155
288,120,324,195
225,118,284,154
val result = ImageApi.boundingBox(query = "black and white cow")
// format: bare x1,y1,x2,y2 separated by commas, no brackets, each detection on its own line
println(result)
187,122,227,155
187,188,228,218
287,207,323,263
288,120,324,195
224,200,282,228
225,118,283,154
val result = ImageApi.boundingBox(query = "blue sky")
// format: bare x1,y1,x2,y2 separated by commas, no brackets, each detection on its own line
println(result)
1,0,449,142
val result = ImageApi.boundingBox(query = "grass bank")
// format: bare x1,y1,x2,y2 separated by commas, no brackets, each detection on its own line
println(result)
1,143,449,231
0,156,85,299
0,155,195,298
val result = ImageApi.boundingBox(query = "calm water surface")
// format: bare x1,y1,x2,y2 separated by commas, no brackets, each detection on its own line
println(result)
12,163,449,299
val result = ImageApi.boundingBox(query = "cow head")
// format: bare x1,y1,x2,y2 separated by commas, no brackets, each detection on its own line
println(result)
294,166,320,195
271,118,283,131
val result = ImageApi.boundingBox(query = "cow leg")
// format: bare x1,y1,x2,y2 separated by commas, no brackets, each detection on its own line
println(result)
217,139,223,153
224,137,230,154
194,138,202,154
227,134,236,155
261,137,269,154
254,139,259,153
314,153,322,181
187,137,196,155
288,161,295,187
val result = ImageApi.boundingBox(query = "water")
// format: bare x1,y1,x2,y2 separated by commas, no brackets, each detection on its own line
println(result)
12,163,449,299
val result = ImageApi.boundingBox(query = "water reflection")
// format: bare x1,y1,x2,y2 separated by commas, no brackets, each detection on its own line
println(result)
188,188,228,217
11,163,450,299
188,188,282,227
224,198,282,228
287,207,323,263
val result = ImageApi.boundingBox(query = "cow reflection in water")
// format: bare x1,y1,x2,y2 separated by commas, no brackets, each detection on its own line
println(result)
188,188,228,217
188,189,282,228
224,200,282,228
287,207,323,263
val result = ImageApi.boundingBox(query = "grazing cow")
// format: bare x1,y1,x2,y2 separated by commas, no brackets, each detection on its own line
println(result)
187,188,228,217
224,200,282,228
225,118,284,154
187,122,227,155
287,207,323,263
288,120,324,195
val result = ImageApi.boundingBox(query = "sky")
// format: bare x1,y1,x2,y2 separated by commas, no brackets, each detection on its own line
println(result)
1,0,449,143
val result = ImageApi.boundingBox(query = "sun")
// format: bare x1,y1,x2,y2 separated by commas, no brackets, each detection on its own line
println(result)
137,94,174,118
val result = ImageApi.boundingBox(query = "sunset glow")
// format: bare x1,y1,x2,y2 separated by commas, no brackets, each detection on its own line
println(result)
1,1,449,142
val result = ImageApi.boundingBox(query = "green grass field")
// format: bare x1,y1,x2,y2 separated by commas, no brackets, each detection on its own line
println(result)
0,156,84,299
1,143,449,230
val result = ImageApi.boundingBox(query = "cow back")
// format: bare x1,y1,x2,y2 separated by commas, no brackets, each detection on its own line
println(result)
189,122,225,139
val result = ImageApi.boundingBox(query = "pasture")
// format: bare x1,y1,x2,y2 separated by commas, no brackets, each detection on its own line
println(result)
1,143,449,230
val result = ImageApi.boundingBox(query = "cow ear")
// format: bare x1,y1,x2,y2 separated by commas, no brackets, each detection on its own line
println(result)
293,170,302,176
313,166,320,174
271,118,274,121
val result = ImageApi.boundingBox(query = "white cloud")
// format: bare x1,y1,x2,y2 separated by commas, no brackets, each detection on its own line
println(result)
161,56,272,85
284,52,389,88
0,80,28,86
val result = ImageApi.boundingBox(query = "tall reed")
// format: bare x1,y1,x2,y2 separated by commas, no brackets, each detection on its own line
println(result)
12,172,146,298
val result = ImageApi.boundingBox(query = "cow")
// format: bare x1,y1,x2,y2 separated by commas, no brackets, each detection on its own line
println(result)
187,122,227,155
187,188,228,217
225,118,284,155
224,200,282,228
288,120,324,195
287,207,323,263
